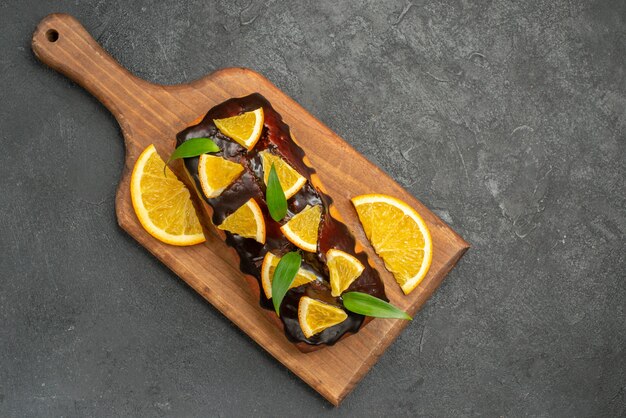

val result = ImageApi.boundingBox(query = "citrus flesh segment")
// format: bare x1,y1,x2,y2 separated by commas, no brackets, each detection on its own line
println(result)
261,252,317,299
260,151,307,199
213,108,264,150
280,205,322,252
298,296,348,338
130,144,205,246
326,249,365,297
217,198,266,244
351,194,432,295
198,154,244,198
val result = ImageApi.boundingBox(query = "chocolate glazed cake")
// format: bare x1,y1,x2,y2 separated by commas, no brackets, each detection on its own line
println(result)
177,93,386,352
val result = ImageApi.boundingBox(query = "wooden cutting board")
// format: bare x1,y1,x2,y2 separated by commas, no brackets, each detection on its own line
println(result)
32,13,469,406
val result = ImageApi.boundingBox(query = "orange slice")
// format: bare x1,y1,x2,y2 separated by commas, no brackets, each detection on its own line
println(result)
351,194,432,295
261,252,317,299
298,296,348,338
280,205,322,252
260,151,307,198
198,154,244,198
217,198,266,243
130,145,205,246
326,249,365,297
214,108,264,150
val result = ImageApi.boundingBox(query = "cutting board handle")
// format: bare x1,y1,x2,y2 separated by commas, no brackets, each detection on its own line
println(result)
32,13,152,125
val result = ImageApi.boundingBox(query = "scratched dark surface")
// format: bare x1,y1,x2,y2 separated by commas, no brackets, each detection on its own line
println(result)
1,1,625,416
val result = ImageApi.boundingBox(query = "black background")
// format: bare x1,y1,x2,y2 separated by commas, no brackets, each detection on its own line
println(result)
1,1,625,416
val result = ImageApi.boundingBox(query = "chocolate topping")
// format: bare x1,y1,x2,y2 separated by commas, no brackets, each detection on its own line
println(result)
177,93,386,346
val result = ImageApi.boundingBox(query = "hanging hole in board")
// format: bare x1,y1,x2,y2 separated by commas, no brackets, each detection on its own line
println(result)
46,29,59,42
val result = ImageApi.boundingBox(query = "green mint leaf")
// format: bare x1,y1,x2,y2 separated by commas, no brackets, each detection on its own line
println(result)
342,292,412,320
167,137,220,165
266,163,288,221
271,252,302,315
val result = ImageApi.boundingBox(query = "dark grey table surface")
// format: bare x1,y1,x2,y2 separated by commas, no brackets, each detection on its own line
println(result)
1,1,624,416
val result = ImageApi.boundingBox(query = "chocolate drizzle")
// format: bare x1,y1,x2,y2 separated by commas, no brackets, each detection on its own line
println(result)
177,93,386,346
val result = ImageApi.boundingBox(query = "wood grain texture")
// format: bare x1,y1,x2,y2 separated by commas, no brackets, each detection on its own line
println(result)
32,13,469,406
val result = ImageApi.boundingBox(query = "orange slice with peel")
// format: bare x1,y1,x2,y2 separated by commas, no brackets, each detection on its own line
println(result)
130,145,205,246
351,194,432,295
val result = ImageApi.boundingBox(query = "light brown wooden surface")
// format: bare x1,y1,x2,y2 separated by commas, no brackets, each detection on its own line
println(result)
32,13,469,406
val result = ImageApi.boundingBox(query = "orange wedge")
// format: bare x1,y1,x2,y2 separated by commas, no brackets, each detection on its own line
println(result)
214,108,264,150
326,249,365,297
217,198,266,244
261,252,317,299
198,154,244,198
260,151,307,198
280,205,322,252
298,296,348,338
